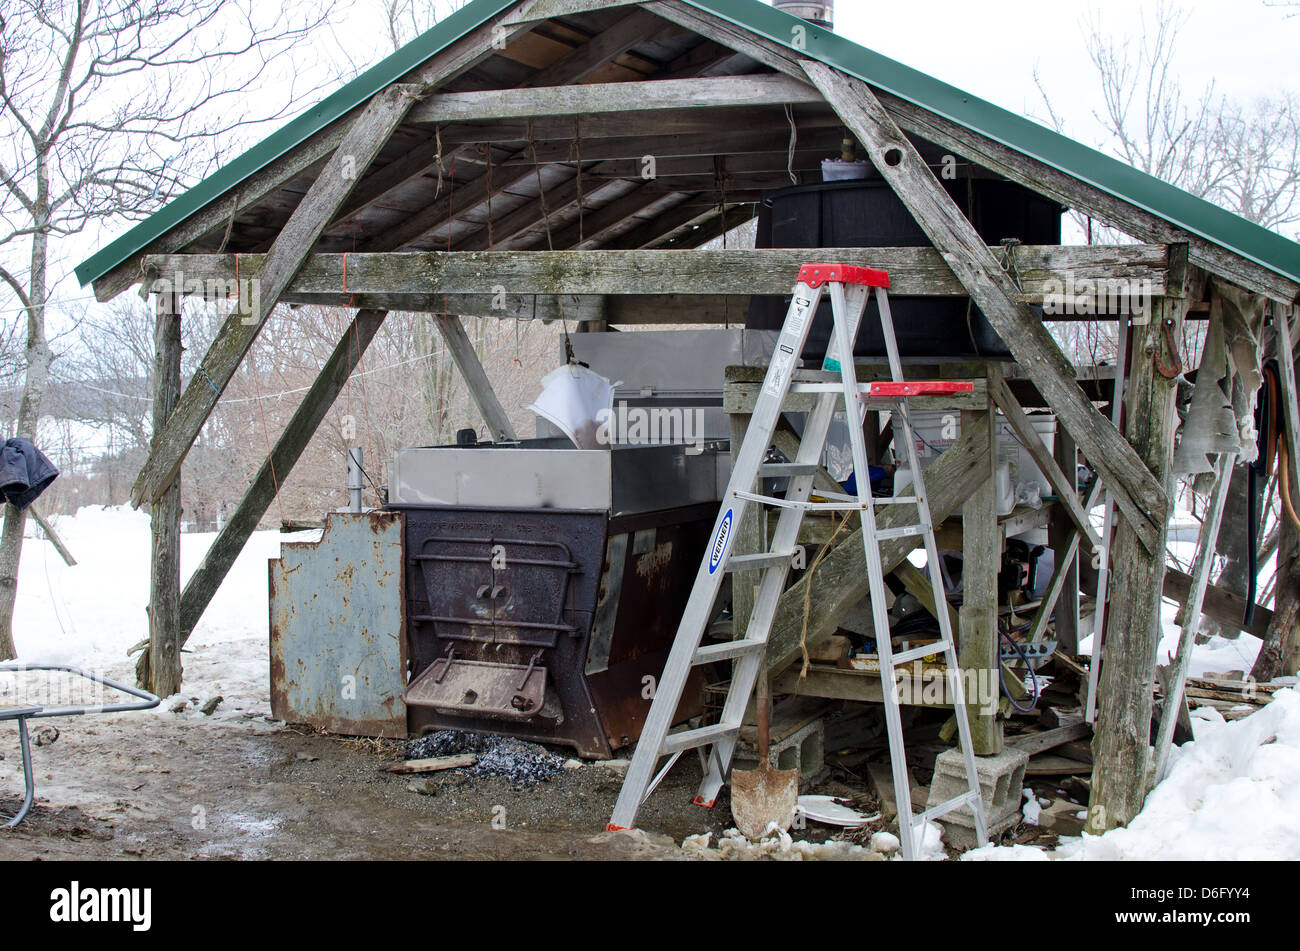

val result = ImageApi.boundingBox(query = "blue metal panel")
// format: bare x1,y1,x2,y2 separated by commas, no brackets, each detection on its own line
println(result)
269,512,407,736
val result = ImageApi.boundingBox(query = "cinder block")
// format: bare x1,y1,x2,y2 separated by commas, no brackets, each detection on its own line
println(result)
926,747,1028,849
734,716,827,785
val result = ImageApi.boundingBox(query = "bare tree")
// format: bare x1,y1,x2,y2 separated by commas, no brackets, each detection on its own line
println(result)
1035,1,1300,664
0,0,342,659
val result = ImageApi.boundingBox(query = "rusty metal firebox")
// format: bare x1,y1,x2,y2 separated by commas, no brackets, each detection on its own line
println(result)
385,438,727,758
393,501,715,759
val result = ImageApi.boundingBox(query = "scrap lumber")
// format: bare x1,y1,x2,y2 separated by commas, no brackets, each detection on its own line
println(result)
384,754,478,774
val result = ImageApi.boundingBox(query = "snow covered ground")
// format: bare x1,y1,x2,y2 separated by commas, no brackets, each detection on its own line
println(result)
9,504,318,724
6,506,1300,860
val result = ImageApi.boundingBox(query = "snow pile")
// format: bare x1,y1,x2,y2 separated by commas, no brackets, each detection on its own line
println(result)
964,687,1300,861
685,826,886,861
11,504,314,718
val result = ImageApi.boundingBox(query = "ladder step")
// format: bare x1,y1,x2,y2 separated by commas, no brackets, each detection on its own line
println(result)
912,790,981,828
878,496,919,505
892,640,953,667
875,524,928,541
869,381,975,398
693,638,766,664
662,723,739,754
758,462,821,478
733,490,862,512
726,552,795,572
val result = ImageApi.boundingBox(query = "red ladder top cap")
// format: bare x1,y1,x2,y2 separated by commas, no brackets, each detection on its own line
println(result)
797,263,891,289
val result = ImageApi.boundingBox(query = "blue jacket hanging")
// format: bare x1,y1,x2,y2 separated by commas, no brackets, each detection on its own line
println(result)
0,438,59,510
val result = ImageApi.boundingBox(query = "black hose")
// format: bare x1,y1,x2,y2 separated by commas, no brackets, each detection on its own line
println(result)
998,628,1040,713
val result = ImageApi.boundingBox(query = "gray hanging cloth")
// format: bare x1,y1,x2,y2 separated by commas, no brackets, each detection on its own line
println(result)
0,438,59,510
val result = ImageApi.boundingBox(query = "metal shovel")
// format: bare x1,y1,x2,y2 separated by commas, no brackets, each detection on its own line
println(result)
730,659,798,838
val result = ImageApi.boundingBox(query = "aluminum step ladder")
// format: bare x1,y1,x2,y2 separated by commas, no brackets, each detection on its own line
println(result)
606,263,989,860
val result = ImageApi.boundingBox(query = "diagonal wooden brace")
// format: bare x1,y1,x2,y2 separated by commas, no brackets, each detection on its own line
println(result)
802,60,1167,552
130,85,420,509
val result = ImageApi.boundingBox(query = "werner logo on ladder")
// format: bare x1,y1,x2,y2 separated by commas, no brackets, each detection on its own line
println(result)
606,263,990,861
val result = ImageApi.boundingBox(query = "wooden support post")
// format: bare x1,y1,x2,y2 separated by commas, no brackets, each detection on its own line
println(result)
142,292,183,695
176,310,388,645
1050,422,1081,653
1088,281,1189,832
1029,481,1103,647
960,399,1002,754
803,61,1168,553
1152,452,1236,784
989,370,1102,553
435,316,517,442
130,85,418,508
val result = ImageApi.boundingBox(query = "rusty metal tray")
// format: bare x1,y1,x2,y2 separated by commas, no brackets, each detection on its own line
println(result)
404,655,551,721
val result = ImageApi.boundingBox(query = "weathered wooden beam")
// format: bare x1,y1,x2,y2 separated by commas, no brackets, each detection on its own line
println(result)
989,368,1102,553
1088,278,1189,832
804,61,1168,554
959,399,1003,754
130,87,418,508
145,244,1171,301
435,315,517,442
140,293,183,696
1007,721,1091,757
428,105,842,145
502,128,845,165
1153,451,1235,784
768,415,992,677
351,11,684,250
875,89,1300,305
527,7,681,86
28,505,75,567
543,183,662,249
454,175,588,251
286,292,609,322
178,310,389,643
1081,566,1274,638
507,0,641,22
1048,422,1081,652
1029,482,1103,647
587,149,828,180
407,74,820,125
639,3,1298,303
91,8,538,301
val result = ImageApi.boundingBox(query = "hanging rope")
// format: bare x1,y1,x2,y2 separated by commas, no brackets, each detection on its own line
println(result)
799,508,854,679
433,125,445,198
784,104,799,185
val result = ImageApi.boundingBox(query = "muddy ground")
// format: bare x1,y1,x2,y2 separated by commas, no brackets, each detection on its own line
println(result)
0,712,876,861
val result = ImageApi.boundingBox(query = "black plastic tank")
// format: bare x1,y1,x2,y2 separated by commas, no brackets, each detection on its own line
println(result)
745,178,1063,359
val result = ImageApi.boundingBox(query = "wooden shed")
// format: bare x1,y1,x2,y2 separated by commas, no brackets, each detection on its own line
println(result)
75,0,1300,836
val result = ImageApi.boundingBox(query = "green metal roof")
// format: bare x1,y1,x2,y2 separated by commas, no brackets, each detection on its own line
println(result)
76,0,1300,292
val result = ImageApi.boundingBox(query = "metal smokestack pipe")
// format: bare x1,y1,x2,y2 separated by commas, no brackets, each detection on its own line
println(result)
347,447,364,513
772,1,833,31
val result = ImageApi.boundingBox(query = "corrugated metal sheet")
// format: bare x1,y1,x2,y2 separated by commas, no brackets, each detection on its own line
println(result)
74,0,1300,291
269,511,407,737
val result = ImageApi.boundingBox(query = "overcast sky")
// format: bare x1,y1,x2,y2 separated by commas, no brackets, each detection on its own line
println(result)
833,0,1299,147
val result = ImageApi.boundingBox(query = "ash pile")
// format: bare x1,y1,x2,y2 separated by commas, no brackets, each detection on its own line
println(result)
406,730,566,788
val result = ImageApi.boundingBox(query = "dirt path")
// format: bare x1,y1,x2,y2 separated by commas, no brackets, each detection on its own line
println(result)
0,714,753,860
